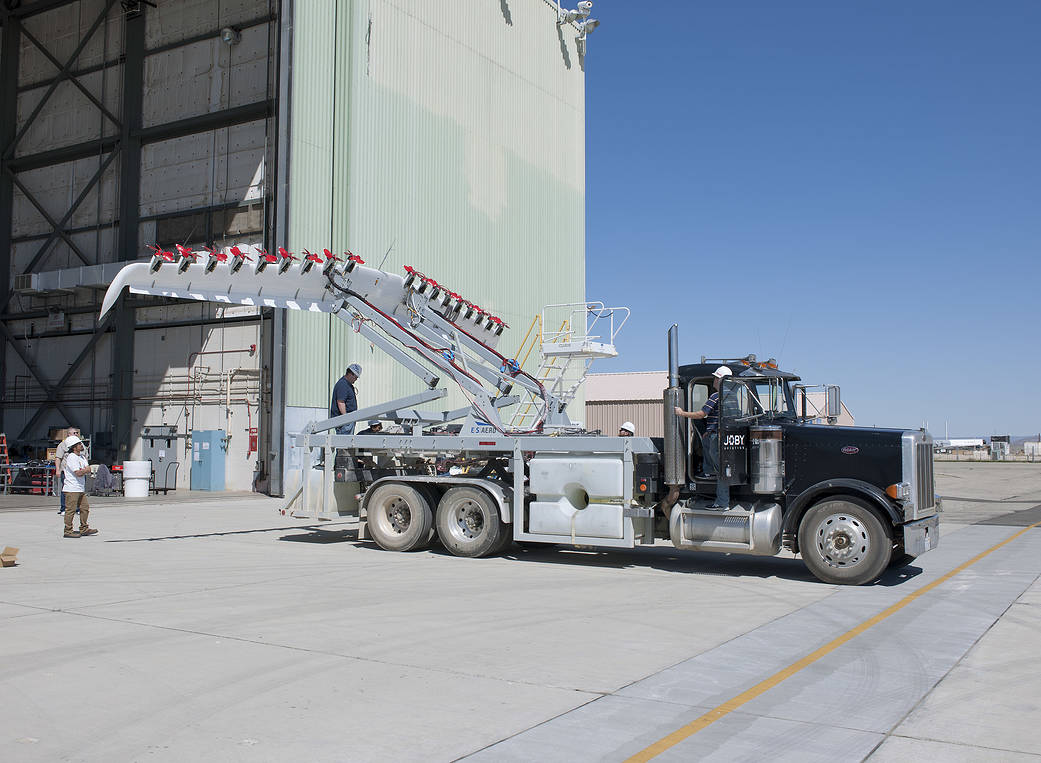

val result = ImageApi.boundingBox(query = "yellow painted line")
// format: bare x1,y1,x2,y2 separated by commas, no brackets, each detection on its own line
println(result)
626,521,1041,762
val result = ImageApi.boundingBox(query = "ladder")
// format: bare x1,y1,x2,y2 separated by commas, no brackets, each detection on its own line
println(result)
508,303,629,430
0,434,9,494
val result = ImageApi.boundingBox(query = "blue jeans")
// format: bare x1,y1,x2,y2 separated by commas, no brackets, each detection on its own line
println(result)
58,472,65,512
335,423,355,436
702,431,730,507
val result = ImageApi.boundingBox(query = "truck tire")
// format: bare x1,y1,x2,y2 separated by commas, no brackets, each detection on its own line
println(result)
888,542,917,569
436,487,508,558
798,496,892,585
365,483,433,552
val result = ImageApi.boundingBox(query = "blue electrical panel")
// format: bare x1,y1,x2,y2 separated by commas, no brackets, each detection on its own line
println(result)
190,430,226,491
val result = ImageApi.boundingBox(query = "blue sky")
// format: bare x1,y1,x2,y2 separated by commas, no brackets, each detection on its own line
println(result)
583,1,1040,437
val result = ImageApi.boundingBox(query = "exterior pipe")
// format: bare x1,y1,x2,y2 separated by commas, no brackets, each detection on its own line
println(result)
662,324,685,520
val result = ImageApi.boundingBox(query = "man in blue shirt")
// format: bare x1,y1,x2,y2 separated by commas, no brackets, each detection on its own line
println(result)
674,365,732,509
330,363,362,434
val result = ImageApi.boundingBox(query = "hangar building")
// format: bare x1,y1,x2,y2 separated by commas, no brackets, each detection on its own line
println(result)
0,0,587,494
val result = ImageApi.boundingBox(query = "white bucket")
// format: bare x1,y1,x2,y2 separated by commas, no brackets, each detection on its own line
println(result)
122,460,151,500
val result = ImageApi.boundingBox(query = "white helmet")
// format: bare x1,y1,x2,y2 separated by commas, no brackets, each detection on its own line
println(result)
712,366,732,379
346,363,362,377
620,421,635,435
61,435,84,450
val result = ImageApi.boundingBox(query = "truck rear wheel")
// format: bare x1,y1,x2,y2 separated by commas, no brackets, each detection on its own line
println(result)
436,487,508,558
798,496,891,585
365,483,433,552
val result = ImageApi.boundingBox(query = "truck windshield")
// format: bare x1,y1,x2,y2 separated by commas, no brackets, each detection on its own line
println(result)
727,379,793,420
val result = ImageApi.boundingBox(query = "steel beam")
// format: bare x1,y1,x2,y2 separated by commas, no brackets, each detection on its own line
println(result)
266,0,294,497
15,314,114,440
110,3,145,461
2,0,118,160
0,17,19,432
4,0,82,20
15,14,277,93
6,172,93,265
6,135,119,173
136,101,273,145
0,320,79,427
21,148,119,273
19,24,122,130
5,101,272,174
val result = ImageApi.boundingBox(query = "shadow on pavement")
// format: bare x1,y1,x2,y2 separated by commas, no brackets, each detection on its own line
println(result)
105,524,329,542
278,527,360,543
497,543,822,583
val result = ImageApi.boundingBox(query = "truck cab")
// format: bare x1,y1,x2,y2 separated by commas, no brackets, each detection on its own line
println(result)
665,357,940,584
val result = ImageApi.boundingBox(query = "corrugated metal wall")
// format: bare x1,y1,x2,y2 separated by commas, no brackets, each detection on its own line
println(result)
586,401,665,438
285,0,586,411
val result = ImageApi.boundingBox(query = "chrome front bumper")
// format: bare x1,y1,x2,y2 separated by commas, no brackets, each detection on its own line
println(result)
903,514,940,557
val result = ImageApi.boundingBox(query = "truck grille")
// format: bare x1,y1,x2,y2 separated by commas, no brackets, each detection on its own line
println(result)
902,432,936,520
915,441,934,514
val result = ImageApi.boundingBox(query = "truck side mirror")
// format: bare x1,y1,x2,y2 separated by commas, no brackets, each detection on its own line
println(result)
826,385,842,422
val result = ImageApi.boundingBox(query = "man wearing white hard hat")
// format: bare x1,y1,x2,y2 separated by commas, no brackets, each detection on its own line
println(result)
618,421,635,437
330,363,362,435
53,427,81,514
61,437,97,538
674,365,732,509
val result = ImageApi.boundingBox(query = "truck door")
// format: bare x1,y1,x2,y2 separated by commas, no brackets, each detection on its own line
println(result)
718,379,750,486
686,379,711,477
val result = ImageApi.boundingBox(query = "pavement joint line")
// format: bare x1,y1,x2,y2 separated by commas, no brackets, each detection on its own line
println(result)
866,567,1041,760
883,732,1041,758
624,521,1041,763
4,603,610,697
453,693,610,763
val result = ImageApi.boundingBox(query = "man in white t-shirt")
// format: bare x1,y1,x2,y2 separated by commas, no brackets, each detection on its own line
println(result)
61,437,96,538
54,427,81,515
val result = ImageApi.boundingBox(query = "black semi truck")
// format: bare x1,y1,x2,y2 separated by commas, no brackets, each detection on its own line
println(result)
293,325,940,586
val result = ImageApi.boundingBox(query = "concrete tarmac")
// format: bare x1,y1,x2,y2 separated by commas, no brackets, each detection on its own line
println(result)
0,463,1038,761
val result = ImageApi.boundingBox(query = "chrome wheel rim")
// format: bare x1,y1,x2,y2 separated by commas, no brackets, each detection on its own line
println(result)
383,496,412,534
448,499,485,543
813,513,869,568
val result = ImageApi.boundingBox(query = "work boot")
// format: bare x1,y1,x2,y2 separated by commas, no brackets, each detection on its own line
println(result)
63,531,80,538
80,527,98,536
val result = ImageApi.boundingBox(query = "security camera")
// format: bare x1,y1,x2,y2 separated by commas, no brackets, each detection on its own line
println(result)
558,1,593,24
579,18,600,34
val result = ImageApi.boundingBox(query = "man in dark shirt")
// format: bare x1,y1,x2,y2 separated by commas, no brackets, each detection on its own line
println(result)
330,363,362,434
674,365,732,508
357,420,383,435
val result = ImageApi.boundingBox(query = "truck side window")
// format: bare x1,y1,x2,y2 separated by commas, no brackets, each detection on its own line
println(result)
720,381,749,419
689,382,709,411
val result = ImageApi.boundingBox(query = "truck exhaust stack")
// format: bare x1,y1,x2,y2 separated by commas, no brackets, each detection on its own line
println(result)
661,324,684,518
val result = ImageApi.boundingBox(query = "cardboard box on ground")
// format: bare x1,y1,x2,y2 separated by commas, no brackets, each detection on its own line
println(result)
1,547,18,567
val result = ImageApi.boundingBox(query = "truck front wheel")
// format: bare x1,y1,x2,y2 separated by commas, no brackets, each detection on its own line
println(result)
798,496,892,585
365,483,434,552
436,487,509,558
